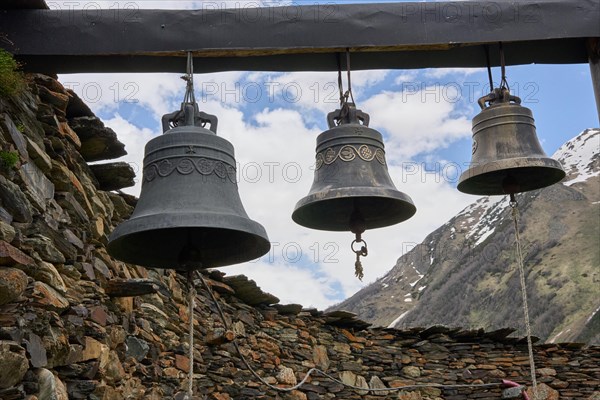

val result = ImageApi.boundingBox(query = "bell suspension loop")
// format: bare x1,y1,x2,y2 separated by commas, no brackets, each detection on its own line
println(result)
499,42,510,91
508,194,539,400
336,48,357,122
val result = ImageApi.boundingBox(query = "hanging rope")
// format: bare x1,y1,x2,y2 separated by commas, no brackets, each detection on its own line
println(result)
509,194,539,400
196,273,502,394
186,270,196,400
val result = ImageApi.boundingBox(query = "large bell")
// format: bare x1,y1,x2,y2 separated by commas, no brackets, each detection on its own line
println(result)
107,104,270,270
292,104,416,233
458,89,565,195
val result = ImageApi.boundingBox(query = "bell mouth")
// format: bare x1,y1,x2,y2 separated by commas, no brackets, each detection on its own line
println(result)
107,213,270,270
292,187,416,232
457,157,566,196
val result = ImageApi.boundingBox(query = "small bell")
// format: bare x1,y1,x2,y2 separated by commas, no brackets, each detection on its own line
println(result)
458,88,565,195
292,103,416,232
293,103,416,280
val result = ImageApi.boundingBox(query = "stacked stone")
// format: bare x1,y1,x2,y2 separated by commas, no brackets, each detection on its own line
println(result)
0,75,598,400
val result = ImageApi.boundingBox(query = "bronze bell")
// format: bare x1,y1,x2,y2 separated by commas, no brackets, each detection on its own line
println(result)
292,104,416,233
458,88,565,195
107,103,270,270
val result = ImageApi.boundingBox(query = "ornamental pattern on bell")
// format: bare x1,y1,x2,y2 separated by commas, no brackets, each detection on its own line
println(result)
144,158,237,184
315,145,386,170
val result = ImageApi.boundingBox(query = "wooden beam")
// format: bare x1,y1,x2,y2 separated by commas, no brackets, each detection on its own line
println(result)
1,1,599,73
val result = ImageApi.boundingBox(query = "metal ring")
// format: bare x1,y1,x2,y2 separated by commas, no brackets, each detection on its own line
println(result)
351,239,367,254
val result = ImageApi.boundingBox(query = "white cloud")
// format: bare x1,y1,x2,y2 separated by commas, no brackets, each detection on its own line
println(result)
394,71,419,85
241,70,391,117
59,73,184,122
363,89,472,160
424,68,483,79
225,262,338,308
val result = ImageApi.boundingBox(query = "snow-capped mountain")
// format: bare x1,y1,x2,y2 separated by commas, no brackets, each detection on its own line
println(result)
331,129,600,344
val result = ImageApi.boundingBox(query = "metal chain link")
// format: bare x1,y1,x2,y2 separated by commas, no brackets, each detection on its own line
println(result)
509,195,538,400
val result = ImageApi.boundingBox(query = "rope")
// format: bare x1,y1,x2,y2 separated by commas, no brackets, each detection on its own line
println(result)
509,194,538,400
186,270,196,400
197,274,502,394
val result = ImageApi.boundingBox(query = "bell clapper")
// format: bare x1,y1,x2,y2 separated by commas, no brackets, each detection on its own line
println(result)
351,234,368,281
350,208,368,281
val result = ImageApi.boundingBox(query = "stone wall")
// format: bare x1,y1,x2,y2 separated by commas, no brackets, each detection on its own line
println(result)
0,75,598,400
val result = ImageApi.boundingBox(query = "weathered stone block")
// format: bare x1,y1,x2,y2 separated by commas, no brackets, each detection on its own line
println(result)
20,162,55,211
0,267,28,305
0,175,33,223
69,117,126,162
313,345,330,370
32,281,70,312
1,114,29,160
37,85,69,115
0,341,29,389
23,235,66,264
0,240,35,266
402,366,421,378
90,162,135,191
0,220,15,242
527,383,559,400
26,136,52,173
36,368,69,400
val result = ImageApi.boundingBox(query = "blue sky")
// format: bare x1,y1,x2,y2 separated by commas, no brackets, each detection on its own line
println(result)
59,1,599,309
